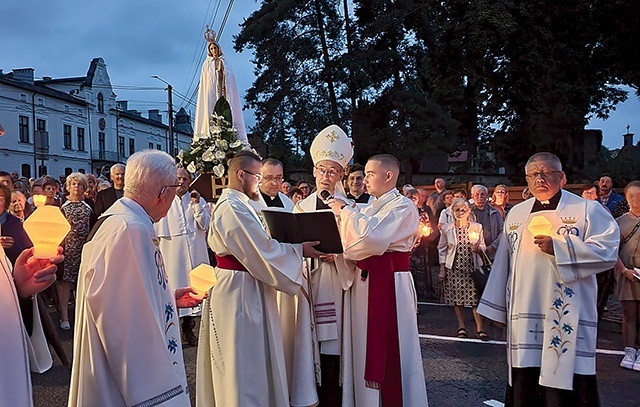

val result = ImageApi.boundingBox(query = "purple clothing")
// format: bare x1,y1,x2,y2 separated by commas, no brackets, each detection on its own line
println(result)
0,211,33,264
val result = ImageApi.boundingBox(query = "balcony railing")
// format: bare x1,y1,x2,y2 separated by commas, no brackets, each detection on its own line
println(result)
91,150,119,162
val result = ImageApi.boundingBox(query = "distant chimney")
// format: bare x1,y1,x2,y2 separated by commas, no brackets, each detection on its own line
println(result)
623,132,634,148
12,68,35,84
42,76,52,82
148,109,162,123
116,100,129,111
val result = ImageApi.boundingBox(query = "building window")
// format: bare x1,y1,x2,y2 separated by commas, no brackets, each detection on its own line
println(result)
149,142,154,149
37,98,44,106
36,119,46,132
20,94,27,102
118,136,125,157
21,164,31,178
64,167,73,176
38,165,47,177
77,128,85,151
19,115,30,143
64,105,70,113
129,138,135,156
78,168,86,174
63,124,72,149
98,132,106,158
97,93,104,114
156,144,162,150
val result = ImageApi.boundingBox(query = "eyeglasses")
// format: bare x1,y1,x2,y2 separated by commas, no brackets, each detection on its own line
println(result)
263,175,283,183
525,171,561,181
299,185,310,190
239,169,263,182
158,184,181,198
315,166,341,178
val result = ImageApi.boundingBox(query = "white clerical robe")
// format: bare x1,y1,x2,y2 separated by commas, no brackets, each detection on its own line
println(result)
0,246,36,406
194,55,247,144
69,198,190,407
155,193,211,317
282,192,357,407
196,188,304,407
339,189,429,407
478,190,619,390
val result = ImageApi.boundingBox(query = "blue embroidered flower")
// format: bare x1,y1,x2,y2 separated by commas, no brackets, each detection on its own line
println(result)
562,323,574,335
550,335,561,347
168,338,178,354
165,303,174,323
563,286,574,298
552,297,563,309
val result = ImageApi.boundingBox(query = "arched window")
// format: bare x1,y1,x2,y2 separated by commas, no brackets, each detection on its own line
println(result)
97,93,104,114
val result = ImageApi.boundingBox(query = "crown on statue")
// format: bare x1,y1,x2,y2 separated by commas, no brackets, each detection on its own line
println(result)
204,25,219,45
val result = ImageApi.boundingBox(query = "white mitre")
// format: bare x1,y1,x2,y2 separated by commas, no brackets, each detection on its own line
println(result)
310,124,353,168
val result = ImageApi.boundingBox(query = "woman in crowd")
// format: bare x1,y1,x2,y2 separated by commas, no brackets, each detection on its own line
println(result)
438,190,455,229
42,178,60,207
581,184,599,200
57,173,94,330
288,187,304,204
613,180,640,371
490,184,512,219
438,198,488,340
0,185,32,264
9,191,28,221
84,173,98,202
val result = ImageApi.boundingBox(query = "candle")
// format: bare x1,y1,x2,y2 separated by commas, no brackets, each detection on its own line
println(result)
468,230,481,244
22,198,71,259
189,263,217,299
527,215,552,236
420,223,431,237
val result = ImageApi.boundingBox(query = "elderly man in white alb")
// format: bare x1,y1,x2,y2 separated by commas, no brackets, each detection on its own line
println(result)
196,150,324,407
155,167,211,346
478,152,619,407
327,154,428,407
285,125,356,406
69,150,202,407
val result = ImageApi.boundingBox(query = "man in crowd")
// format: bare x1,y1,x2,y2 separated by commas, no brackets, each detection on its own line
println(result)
281,181,291,196
328,154,428,407
69,150,202,406
470,184,503,260
597,174,626,213
155,168,211,347
0,171,14,190
287,125,355,406
346,163,372,204
427,177,447,218
479,152,619,407
94,163,125,216
197,150,323,407
258,158,295,211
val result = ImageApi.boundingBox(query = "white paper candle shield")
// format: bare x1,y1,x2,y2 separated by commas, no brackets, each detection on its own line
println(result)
189,263,217,298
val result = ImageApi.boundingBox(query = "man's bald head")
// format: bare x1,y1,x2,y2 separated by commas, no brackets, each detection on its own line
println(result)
228,151,262,177
365,154,400,198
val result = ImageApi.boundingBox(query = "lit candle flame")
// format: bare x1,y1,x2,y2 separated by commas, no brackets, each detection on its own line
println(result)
420,224,431,237
469,230,481,244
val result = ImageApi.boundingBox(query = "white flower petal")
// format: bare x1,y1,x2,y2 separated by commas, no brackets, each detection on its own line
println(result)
187,162,197,173
213,163,225,177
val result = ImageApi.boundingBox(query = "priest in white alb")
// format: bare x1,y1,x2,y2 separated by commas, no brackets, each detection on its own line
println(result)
69,150,202,407
287,125,357,406
327,154,428,407
0,245,61,407
155,167,211,346
196,150,324,407
478,152,619,407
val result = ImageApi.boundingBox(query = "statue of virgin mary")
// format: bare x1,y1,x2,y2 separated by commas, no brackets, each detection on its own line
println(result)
194,26,248,144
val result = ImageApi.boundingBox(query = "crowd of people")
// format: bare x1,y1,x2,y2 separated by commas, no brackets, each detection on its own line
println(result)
0,138,638,406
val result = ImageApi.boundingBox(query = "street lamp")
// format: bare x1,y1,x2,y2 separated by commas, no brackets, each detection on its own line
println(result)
151,75,175,156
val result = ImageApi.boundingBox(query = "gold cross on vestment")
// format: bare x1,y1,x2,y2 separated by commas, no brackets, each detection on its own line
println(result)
325,131,339,143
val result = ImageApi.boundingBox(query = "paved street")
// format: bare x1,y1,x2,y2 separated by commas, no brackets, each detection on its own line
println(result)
32,303,637,406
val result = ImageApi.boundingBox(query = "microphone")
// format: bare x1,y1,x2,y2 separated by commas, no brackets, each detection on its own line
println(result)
320,190,333,202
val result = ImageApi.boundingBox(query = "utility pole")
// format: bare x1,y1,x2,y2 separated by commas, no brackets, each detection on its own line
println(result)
151,75,175,156
167,84,174,156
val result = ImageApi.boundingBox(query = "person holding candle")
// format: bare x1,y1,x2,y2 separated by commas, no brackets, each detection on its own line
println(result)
56,173,95,331
69,150,202,407
406,188,436,301
0,244,62,406
438,198,488,340
478,152,619,407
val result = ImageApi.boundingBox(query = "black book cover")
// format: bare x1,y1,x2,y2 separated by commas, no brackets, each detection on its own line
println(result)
261,209,343,254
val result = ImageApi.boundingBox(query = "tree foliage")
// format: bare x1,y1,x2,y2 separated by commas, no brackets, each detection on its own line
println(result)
236,0,640,181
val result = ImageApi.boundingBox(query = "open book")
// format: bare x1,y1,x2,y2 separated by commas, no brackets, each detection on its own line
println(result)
261,209,343,254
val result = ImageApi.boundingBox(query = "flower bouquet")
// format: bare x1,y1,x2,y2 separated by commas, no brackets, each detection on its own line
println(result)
177,97,243,177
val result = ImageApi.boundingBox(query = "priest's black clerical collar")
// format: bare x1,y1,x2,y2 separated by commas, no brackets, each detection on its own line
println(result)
531,190,562,213
261,190,284,208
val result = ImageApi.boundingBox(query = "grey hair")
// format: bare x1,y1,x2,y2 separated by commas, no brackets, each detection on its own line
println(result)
451,197,470,210
525,152,562,173
65,172,88,191
110,163,126,175
124,150,176,200
470,184,488,195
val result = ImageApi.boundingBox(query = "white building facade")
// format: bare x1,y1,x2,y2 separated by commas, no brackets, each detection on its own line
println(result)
0,57,192,178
